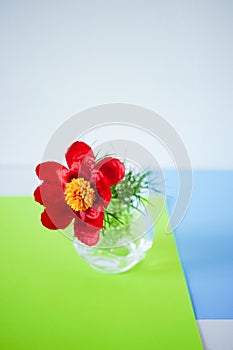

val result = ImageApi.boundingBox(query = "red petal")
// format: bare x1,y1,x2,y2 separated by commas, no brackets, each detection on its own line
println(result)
41,209,57,229
35,183,74,230
78,205,104,228
34,182,66,208
34,185,43,205
95,157,125,186
35,161,68,186
41,205,73,230
74,219,100,246
65,141,95,178
91,170,112,207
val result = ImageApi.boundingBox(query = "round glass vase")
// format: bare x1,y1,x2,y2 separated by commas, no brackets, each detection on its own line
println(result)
73,204,154,274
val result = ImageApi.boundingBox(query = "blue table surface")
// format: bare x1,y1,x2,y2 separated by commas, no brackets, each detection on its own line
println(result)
165,170,233,319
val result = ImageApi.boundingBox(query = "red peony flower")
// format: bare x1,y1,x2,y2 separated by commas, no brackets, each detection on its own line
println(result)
34,141,125,246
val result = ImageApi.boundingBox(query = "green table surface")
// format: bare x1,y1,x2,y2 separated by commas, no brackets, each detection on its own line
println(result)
0,197,203,350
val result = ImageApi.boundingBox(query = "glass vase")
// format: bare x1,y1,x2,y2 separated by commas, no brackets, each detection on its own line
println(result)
73,205,154,274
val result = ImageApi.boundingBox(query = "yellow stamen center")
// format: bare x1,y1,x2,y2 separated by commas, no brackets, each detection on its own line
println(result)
64,178,95,211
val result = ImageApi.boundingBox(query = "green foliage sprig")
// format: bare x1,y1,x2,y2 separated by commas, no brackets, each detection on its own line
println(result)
103,169,155,230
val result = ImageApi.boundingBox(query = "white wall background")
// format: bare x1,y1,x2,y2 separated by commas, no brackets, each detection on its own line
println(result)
0,0,233,193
